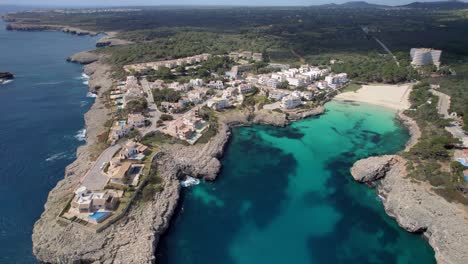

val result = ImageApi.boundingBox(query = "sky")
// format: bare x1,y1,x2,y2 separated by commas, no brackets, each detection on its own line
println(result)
0,0,460,7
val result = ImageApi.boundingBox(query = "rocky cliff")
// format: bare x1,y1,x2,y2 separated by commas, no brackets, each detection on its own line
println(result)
32,58,180,263
351,156,468,264
31,51,326,262
6,23,99,36
67,51,100,65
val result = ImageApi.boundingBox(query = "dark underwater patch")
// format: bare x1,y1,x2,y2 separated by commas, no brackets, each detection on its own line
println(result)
262,126,305,139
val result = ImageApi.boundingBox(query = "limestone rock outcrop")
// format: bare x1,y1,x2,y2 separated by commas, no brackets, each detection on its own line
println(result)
350,156,468,264
67,51,99,65
350,155,397,183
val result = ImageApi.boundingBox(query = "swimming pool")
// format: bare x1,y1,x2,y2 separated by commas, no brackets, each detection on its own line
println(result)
88,211,111,223
130,166,142,174
118,121,127,126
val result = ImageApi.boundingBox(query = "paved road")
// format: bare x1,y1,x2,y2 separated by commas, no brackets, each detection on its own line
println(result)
430,89,450,118
429,89,468,147
80,144,121,191
140,78,161,135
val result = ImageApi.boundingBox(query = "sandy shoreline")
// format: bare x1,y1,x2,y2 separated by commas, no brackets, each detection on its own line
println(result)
334,83,413,111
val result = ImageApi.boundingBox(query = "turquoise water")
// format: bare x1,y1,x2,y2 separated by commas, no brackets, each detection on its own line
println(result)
0,18,101,262
88,212,111,221
157,101,436,264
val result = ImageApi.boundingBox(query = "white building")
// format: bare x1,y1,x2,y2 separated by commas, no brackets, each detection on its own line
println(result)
207,80,224,90
252,53,263,62
287,77,305,87
410,48,442,68
271,73,286,82
189,78,204,87
269,90,288,101
238,83,254,94
266,78,279,88
300,91,314,101
317,80,328,90
325,73,348,89
281,94,302,109
207,98,230,111
127,113,146,127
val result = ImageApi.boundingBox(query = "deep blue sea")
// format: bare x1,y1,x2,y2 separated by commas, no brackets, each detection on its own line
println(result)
0,19,100,263
157,101,436,264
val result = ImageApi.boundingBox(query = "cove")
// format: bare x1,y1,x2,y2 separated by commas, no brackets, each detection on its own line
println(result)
0,19,101,262
156,101,436,264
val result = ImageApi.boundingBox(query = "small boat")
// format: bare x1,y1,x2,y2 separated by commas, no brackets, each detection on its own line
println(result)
180,176,200,188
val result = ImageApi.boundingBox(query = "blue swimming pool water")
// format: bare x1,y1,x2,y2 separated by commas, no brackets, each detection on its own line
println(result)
88,211,110,221
118,121,127,126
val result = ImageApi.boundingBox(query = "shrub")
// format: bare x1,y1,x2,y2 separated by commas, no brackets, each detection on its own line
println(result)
160,114,174,121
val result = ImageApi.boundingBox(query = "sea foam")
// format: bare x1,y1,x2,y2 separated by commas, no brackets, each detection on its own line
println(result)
74,129,86,141
86,92,97,98
45,152,71,162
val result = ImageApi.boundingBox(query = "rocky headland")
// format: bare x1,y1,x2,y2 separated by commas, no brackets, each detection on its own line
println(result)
96,32,133,47
31,55,326,262
67,51,100,65
351,155,468,264
6,23,99,36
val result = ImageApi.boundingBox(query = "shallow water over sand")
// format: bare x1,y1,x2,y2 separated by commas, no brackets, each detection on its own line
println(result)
156,101,435,264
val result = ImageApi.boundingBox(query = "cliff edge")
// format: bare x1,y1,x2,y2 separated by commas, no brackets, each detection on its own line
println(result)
351,156,468,264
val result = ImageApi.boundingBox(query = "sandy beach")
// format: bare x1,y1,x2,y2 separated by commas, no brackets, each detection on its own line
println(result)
334,83,413,110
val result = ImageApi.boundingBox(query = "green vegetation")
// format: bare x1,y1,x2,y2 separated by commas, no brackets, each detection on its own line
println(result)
433,62,468,120
277,81,289,89
197,56,234,77
153,88,181,104
197,106,219,144
125,99,148,113
341,82,362,93
244,94,271,109
160,114,174,121
141,168,163,202
145,67,174,82
402,82,466,204
331,52,418,84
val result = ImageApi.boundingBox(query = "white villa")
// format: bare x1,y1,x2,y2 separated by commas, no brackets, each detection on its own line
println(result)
108,122,132,143
119,140,149,160
325,73,348,89
207,98,230,111
238,83,254,94
207,80,224,90
71,187,118,214
281,93,303,109
128,113,146,127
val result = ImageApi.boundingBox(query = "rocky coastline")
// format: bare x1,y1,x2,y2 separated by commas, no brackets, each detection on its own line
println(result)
350,151,468,262
5,23,99,36
30,46,462,263
31,46,325,262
